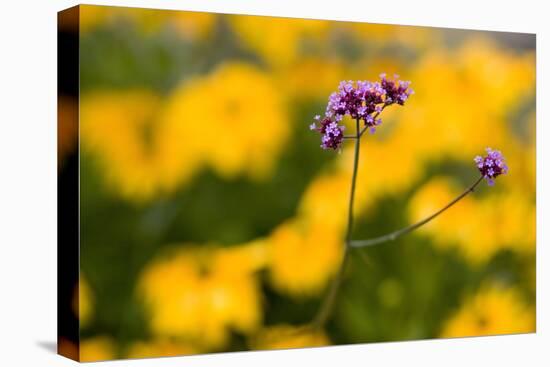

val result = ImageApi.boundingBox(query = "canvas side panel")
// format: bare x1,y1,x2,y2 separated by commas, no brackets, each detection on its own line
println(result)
57,5,80,362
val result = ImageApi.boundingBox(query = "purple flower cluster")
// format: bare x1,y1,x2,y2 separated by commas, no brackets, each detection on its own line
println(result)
310,74,413,150
474,148,509,186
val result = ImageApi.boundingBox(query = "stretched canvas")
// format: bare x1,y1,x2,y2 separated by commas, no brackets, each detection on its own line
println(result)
58,4,536,362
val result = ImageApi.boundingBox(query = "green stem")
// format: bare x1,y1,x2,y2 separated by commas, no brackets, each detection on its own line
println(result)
350,175,484,249
313,118,361,328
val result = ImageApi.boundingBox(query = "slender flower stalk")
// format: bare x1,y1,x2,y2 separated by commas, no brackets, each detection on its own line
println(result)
310,74,413,329
313,118,361,328
350,175,484,248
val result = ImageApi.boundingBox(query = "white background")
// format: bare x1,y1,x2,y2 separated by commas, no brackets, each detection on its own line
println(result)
0,0,547,365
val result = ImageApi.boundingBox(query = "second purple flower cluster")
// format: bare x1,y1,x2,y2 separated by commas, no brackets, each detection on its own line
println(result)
474,148,509,186
310,74,414,150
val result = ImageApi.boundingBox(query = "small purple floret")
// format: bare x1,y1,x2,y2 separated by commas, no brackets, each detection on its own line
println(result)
474,148,508,185
311,117,345,150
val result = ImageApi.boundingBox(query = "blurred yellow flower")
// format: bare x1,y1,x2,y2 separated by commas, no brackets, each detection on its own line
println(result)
119,8,217,39
137,241,267,348
408,177,535,264
126,339,198,359
160,62,289,181
79,5,112,33
349,132,422,209
79,5,217,40
408,177,476,243
440,284,535,338
500,118,536,195
351,56,410,84
250,324,329,350
393,37,534,164
476,190,536,255
458,38,535,116
81,90,201,202
280,58,346,100
170,12,217,40
230,16,328,68
73,275,93,327
80,336,116,362
267,218,343,297
297,172,350,235
341,22,439,49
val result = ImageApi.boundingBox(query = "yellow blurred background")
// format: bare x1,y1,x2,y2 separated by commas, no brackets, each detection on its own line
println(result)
61,5,535,362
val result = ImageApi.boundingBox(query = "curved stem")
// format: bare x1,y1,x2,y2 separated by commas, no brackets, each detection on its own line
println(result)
350,175,484,249
313,118,361,329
